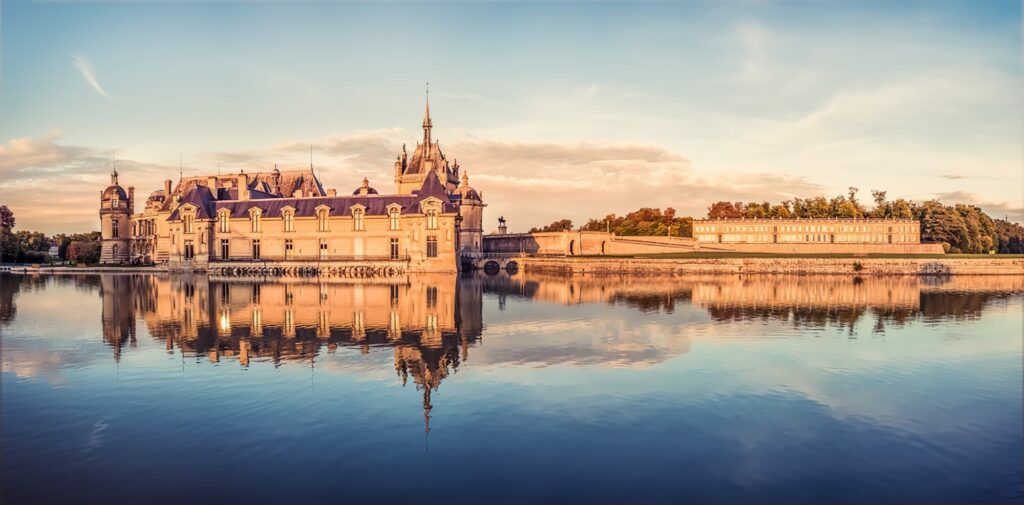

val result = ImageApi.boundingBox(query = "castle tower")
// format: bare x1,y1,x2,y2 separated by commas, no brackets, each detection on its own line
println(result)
99,169,132,264
456,171,486,254
394,93,459,195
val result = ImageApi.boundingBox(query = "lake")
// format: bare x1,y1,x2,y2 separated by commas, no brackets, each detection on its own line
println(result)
1,272,1021,504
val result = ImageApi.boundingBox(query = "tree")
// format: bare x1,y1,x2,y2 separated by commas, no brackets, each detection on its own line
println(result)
529,219,574,233
0,205,19,263
707,201,744,219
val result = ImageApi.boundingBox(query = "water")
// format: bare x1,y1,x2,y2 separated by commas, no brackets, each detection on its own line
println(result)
1,272,1021,505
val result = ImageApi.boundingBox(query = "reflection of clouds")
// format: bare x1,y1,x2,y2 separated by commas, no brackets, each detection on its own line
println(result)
474,318,692,368
1,347,78,385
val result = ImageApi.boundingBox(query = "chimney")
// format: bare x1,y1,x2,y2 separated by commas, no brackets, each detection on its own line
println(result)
327,188,337,197
207,176,218,190
164,179,172,198
128,187,135,214
238,173,249,201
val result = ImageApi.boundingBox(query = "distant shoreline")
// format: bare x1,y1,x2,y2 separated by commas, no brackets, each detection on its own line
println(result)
3,254,1022,276
518,256,1024,276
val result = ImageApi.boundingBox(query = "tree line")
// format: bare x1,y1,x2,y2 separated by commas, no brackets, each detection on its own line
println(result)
527,188,1024,254
0,205,103,264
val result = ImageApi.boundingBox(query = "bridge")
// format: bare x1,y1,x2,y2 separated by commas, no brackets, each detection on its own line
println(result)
462,253,523,273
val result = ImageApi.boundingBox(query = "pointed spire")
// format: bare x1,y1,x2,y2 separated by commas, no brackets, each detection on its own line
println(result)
422,82,432,145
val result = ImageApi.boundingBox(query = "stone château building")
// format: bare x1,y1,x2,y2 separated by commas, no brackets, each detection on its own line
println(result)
100,98,486,272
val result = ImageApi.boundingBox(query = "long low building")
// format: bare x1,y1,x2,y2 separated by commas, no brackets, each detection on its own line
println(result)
692,217,944,254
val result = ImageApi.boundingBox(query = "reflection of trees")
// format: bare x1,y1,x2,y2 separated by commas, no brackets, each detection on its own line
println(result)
919,292,1015,322
608,292,691,314
0,274,20,324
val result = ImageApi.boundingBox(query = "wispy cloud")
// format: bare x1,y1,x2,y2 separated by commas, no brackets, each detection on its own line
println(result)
934,191,1024,222
941,174,967,180
71,54,111,99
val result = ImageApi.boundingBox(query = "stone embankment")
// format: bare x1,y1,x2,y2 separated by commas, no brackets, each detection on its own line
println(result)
520,257,1024,276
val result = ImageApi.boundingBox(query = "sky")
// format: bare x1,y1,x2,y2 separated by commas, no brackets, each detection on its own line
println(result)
0,0,1021,235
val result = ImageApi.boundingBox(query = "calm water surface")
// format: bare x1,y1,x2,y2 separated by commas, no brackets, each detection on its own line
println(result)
1,272,1022,505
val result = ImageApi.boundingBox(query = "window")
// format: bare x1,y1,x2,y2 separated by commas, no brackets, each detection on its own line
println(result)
426,236,438,258
285,239,293,258
318,209,329,232
111,195,119,209
252,239,261,260
390,238,400,260
220,239,229,260
112,219,119,238
426,210,438,230
112,244,119,258
389,208,400,230
219,211,230,233
390,285,399,307
184,240,194,260
319,239,328,260
353,209,364,231
184,214,194,234
426,286,437,309
284,211,294,232
250,210,261,233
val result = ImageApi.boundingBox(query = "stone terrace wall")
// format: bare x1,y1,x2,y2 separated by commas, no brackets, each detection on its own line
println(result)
521,257,1024,276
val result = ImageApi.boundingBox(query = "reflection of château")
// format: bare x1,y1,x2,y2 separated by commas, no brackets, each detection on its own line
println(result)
99,274,483,432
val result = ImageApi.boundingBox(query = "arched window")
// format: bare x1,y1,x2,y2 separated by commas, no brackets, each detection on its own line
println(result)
112,244,119,257
219,210,230,233
426,210,438,230
283,210,295,232
352,209,364,231
318,209,329,232
389,208,400,230
250,209,262,233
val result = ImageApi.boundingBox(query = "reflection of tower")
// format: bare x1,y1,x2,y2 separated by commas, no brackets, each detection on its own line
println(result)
99,169,133,264
100,275,136,361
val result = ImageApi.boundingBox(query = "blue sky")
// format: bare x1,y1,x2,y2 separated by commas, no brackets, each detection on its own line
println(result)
0,0,1021,233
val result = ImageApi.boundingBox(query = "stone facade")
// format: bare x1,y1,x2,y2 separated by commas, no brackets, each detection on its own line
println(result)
101,99,485,272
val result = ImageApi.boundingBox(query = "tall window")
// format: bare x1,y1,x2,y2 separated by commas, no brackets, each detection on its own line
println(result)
250,211,261,233
220,239,229,260
353,209,364,231
111,195,119,209
284,211,294,232
389,208,400,230
285,239,294,259
318,209,329,232
252,239,261,260
112,219,119,238
112,244,119,258
184,214,194,234
390,238,400,260
426,210,438,230
219,211,230,233
426,286,437,309
184,240,194,260
426,236,438,258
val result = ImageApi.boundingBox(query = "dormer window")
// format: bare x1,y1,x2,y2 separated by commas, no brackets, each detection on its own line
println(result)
352,208,365,231
426,210,438,230
250,209,262,233
317,207,330,232
283,210,295,232
389,207,400,230
183,213,194,234
218,210,230,233
111,195,119,209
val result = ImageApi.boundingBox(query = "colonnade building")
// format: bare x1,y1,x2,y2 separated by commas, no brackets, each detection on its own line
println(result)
99,98,485,272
